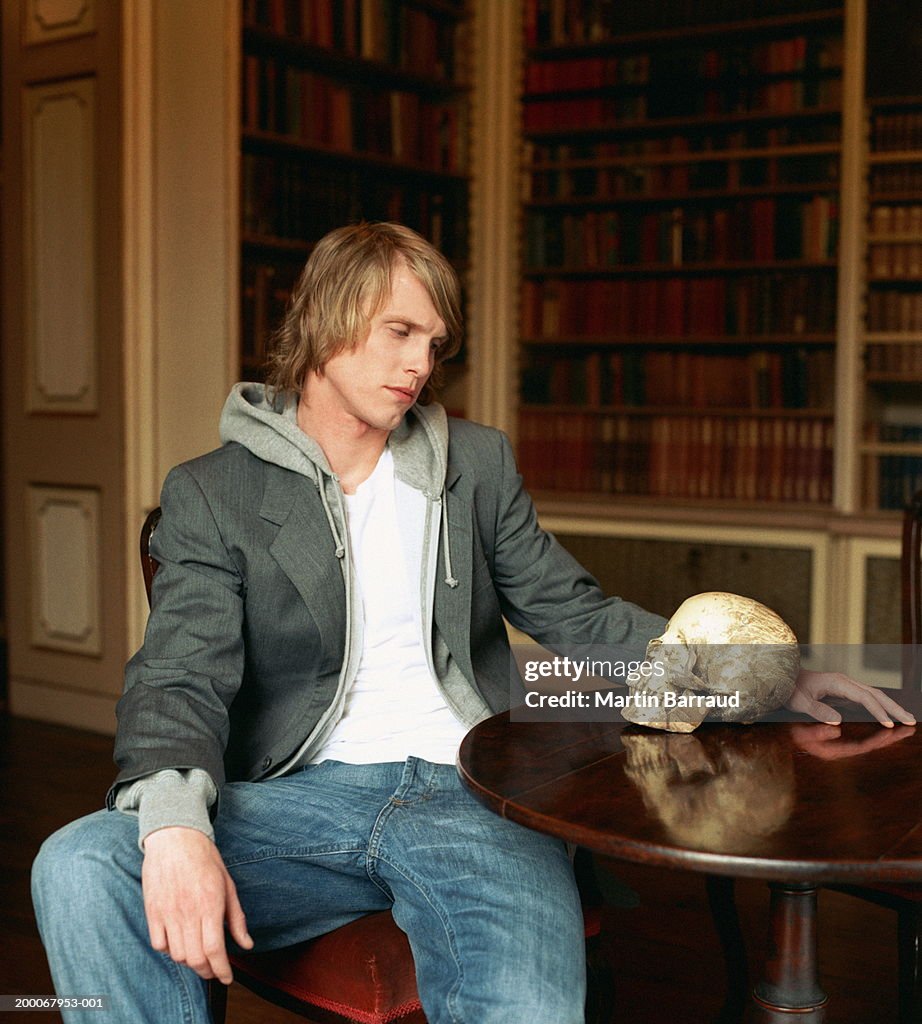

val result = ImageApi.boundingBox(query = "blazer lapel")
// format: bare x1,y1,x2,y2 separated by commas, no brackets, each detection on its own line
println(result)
260,466,346,651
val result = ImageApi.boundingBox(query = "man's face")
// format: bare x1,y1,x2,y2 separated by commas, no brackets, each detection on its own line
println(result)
306,264,447,434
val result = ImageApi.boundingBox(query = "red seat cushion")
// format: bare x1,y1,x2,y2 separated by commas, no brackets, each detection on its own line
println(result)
229,904,603,1024
230,911,425,1024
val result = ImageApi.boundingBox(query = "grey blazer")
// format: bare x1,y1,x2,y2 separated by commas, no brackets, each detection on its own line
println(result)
110,418,664,799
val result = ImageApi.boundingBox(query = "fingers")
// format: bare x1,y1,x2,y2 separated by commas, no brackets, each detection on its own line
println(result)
801,697,841,725
831,675,916,727
788,687,841,725
199,915,233,985
154,913,229,982
225,877,254,952
845,685,895,727
145,907,169,956
870,687,917,726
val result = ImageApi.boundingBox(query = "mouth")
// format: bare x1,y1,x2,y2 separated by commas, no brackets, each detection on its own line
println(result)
386,386,417,403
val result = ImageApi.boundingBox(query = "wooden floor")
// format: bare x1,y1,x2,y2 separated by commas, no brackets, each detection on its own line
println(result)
1,714,900,1023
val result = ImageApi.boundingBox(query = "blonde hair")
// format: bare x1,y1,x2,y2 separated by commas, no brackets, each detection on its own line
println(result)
265,222,463,404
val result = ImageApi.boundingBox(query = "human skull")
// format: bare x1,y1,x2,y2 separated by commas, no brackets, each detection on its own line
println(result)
622,592,800,733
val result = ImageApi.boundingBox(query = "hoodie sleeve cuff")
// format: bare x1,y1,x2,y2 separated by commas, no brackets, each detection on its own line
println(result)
113,769,217,850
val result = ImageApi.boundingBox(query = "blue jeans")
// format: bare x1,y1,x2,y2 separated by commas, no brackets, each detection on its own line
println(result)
33,758,586,1023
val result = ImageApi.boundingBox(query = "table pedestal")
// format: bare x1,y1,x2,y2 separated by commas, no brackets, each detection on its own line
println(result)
751,883,827,1022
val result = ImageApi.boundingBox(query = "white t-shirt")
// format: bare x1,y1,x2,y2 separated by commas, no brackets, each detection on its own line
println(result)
309,448,468,764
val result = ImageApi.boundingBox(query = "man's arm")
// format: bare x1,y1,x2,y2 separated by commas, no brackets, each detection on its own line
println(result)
111,464,246,799
112,464,252,980
487,430,666,653
485,431,916,728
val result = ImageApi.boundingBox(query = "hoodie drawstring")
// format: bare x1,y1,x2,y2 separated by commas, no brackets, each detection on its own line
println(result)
439,490,458,588
313,462,345,559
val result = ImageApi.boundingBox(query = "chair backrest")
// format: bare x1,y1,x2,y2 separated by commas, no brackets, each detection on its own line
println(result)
140,507,162,609
901,491,922,646
901,492,922,689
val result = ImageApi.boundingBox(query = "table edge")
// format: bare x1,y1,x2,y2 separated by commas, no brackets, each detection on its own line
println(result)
457,760,922,887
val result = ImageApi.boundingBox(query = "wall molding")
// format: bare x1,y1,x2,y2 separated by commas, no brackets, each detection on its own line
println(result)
25,0,95,45
23,76,98,413
10,677,116,734
28,485,102,655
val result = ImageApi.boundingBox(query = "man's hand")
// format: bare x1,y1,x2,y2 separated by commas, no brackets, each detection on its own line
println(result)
142,826,253,984
787,669,917,727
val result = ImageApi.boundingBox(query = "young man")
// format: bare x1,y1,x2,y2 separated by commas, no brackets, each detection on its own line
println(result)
33,223,914,1023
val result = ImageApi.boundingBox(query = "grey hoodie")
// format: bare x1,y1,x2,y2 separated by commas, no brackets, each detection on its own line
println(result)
117,383,489,844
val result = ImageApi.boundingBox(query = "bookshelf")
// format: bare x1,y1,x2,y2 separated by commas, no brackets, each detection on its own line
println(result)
517,1,846,507
239,0,470,386
860,97,922,511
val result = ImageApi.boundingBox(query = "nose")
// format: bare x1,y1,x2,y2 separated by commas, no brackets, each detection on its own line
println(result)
406,336,434,378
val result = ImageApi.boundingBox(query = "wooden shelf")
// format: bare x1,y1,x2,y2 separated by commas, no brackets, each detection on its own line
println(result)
242,129,467,180
277,0,465,19
243,25,468,95
527,7,843,55
868,150,922,164
520,403,833,418
522,66,841,103
524,142,841,170
867,234,922,244
523,259,837,277
524,106,843,142
865,372,922,383
868,191,922,203
403,0,468,18
534,493,834,522
536,495,904,537
864,333,922,344
869,94,922,110
522,333,836,347
861,443,922,456
525,182,840,206
241,233,314,254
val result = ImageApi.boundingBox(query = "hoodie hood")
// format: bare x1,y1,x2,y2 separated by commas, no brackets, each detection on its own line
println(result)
219,382,450,497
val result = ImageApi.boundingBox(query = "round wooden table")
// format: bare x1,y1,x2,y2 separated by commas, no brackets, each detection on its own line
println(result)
457,709,922,1021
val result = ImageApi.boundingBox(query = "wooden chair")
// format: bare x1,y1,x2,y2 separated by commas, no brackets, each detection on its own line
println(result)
140,507,614,1024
